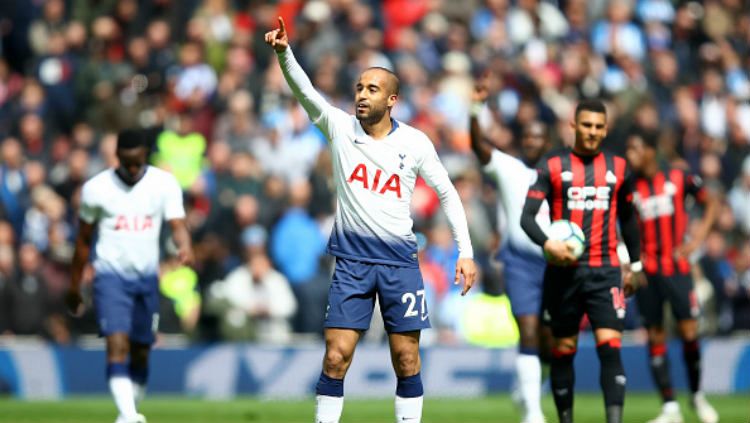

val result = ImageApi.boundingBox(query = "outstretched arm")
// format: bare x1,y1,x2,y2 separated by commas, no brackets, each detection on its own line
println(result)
265,17,337,133
419,145,477,295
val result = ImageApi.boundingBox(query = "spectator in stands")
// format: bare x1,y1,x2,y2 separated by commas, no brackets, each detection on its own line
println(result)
206,225,296,342
152,112,207,190
727,239,750,331
159,248,202,336
5,244,54,336
729,157,750,235
0,244,15,335
0,138,29,238
172,40,217,106
591,0,647,61
270,180,327,333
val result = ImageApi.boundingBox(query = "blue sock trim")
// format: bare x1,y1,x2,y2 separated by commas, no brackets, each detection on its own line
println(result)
129,364,149,385
107,363,129,379
396,373,423,398
315,372,344,397
519,346,539,356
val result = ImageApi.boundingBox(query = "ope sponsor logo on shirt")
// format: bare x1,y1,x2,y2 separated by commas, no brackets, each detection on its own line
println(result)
567,186,611,211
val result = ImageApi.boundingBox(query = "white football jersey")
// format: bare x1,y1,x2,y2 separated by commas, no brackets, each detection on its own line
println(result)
79,166,185,277
278,48,473,267
484,150,550,256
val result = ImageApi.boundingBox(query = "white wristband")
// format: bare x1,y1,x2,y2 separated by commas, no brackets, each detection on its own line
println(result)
630,261,643,273
470,102,484,117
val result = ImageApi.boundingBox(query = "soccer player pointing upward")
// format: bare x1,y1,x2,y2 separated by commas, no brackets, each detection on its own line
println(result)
520,100,642,423
266,17,476,423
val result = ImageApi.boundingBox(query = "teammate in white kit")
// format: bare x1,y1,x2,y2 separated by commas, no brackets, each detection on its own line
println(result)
66,129,194,423
266,18,477,423
469,77,551,423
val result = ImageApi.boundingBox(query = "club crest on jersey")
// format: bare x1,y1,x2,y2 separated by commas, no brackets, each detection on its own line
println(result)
347,163,401,198
561,171,573,182
664,181,677,195
399,153,406,170
605,170,617,184
567,186,610,210
114,215,154,232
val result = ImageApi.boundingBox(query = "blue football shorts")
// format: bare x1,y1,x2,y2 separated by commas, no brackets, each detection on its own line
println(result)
498,244,546,317
93,272,160,344
325,257,431,333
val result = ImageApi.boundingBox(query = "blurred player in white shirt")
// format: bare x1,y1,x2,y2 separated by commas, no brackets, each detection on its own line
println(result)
66,129,194,423
469,76,551,423
265,17,477,423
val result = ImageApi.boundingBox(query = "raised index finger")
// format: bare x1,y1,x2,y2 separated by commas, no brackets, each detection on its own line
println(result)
278,16,286,34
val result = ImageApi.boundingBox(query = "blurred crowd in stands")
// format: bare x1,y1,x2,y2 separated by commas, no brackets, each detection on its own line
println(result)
0,0,749,346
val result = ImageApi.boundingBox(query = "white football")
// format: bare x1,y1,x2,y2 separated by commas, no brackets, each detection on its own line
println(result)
545,220,586,260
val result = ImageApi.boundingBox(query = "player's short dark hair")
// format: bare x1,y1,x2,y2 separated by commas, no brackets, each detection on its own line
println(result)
117,128,148,150
632,127,659,149
365,67,400,96
575,99,607,118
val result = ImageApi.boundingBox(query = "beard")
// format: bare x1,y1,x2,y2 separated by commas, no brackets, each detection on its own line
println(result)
576,135,603,154
356,104,388,125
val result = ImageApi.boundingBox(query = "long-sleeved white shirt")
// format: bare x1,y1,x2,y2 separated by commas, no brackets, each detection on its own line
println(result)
483,150,550,256
278,48,473,267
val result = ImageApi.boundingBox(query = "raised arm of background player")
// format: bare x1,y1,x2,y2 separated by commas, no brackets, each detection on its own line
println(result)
469,75,492,166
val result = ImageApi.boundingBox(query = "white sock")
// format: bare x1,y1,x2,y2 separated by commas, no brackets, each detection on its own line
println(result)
663,400,680,412
132,383,146,404
516,353,543,419
395,395,423,422
315,395,344,423
109,375,137,419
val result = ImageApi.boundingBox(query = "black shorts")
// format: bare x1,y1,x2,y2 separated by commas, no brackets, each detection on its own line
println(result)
542,265,625,338
636,272,699,327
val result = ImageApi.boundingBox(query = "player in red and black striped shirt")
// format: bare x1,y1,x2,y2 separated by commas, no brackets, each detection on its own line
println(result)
521,100,643,423
625,131,719,423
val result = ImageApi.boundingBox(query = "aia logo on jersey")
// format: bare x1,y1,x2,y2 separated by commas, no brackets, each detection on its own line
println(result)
114,215,154,232
567,186,611,210
347,163,401,198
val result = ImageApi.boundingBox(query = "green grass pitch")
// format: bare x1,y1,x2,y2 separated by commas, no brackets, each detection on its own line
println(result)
0,394,747,423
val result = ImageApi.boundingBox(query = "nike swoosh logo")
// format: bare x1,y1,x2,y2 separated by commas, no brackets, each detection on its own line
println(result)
421,314,429,322
354,139,365,144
